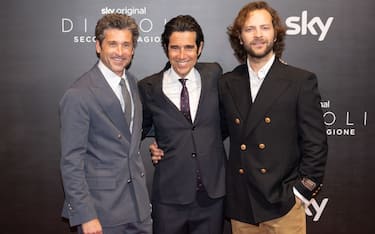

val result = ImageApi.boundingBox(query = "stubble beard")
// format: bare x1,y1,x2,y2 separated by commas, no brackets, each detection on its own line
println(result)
246,40,274,59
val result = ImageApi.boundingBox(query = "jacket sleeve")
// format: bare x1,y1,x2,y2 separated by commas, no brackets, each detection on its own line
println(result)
138,80,155,139
294,73,328,200
218,77,229,140
59,88,97,226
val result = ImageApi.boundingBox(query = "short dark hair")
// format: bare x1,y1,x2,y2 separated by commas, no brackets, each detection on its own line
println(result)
227,1,286,62
95,13,139,57
161,15,204,56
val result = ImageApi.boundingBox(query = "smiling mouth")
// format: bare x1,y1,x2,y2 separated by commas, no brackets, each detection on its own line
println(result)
112,57,125,61
176,61,190,66
251,40,266,46
111,58,128,66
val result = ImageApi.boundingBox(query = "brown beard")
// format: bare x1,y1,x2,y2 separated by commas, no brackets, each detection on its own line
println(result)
245,39,274,59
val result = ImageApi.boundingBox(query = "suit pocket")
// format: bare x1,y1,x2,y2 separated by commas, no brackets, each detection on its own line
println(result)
94,167,116,177
86,177,116,190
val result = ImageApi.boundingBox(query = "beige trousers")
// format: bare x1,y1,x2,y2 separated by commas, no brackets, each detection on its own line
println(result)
231,198,306,234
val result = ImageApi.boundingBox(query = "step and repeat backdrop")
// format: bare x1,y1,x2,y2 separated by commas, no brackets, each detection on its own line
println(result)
1,0,374,233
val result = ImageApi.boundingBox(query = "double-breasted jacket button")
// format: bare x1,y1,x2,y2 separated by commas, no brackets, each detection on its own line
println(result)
234,118,241,125
239,168,245,174
240,144,247,151
258,143,266,150
265,117,271,124
260,168,267,174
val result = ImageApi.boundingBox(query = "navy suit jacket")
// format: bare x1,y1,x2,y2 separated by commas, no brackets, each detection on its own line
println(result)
219,59,328,224
138,63,226,205
60,64,151,227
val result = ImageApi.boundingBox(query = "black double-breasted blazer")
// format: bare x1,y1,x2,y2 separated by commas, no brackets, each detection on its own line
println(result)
219,59,328,224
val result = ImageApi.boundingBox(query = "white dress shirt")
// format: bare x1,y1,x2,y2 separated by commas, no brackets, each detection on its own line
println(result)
162,67,201,122
247,54,275,102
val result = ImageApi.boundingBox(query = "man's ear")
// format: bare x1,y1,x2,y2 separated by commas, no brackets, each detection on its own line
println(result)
95,40,101,54
197,41,204,56
239,36,243,45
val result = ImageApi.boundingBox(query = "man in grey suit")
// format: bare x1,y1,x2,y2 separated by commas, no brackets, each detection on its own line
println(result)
138,15,226,234
59,14,152,234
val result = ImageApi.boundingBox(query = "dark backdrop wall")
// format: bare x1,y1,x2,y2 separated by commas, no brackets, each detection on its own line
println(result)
1,0,374,233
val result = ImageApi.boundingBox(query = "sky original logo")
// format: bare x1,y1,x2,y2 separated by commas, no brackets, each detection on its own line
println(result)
61,6,163,44
286,11,334,41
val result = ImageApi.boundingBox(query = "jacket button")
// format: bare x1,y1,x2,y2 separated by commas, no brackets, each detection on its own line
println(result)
265,117,271,124
117,134,122,139
127,179,132,183
140,172,145,177
240,144,246,151
239,168,245,174
258,143,265,150
234,118,241,125
260,168,267,174
192,153,196,158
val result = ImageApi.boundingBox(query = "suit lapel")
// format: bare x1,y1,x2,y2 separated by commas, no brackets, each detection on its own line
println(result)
244,59,291,137
126,71,141,156
150,71,193,124
226,64,252,120
89,66,131,139
193,64,207,124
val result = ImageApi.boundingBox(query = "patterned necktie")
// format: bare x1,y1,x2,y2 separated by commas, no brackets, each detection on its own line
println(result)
178,78,192,123
119,78,132,127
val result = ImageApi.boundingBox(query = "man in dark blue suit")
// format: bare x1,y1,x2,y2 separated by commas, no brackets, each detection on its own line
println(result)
60,14,151,234
138,15,226,234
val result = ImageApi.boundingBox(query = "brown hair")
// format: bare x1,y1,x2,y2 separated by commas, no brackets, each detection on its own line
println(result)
95,13,139,57
228,1,286,62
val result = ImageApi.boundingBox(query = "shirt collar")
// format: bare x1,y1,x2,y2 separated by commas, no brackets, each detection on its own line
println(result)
247,53,275,80
166,66,197,83
98,60,126,86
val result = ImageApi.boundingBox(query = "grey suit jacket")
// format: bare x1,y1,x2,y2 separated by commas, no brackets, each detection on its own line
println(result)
59,64,150,227
138,63,226,205
219,59,328,224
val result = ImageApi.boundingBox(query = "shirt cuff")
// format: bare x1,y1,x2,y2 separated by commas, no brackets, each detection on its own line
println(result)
293,186,310,206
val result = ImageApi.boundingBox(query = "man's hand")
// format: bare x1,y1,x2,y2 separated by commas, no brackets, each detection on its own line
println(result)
82,218,102,234
150,141,164,164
